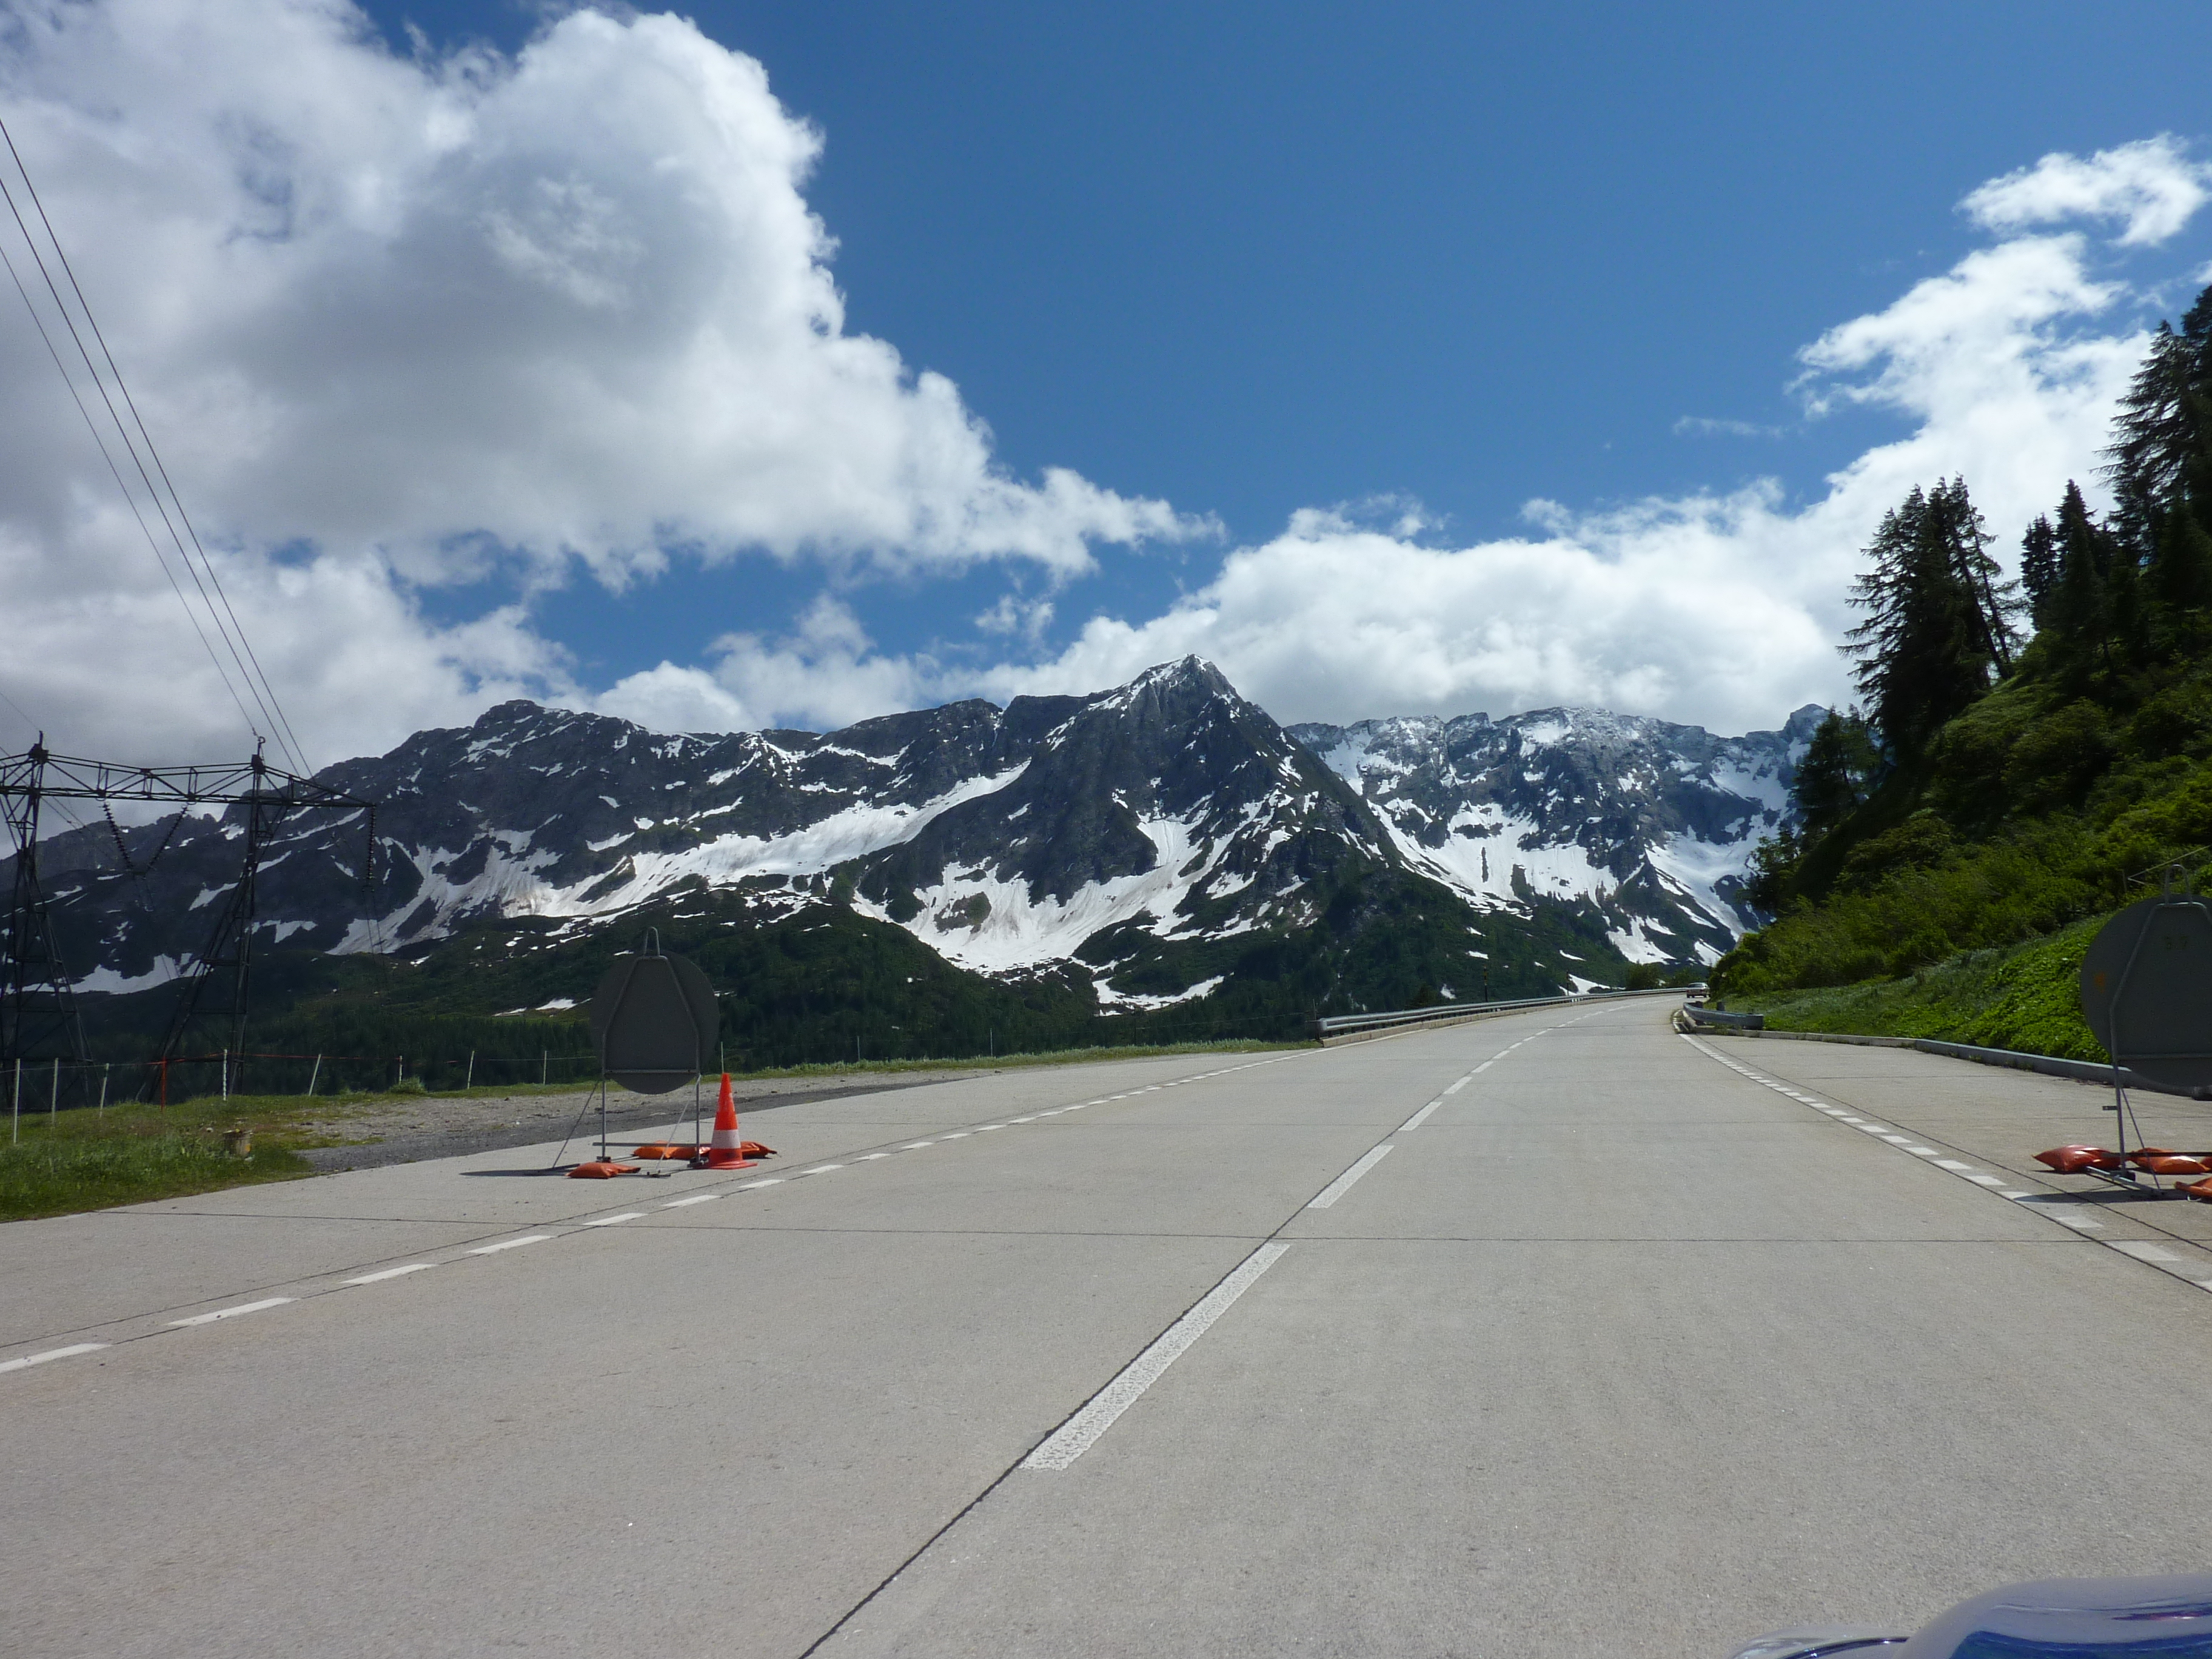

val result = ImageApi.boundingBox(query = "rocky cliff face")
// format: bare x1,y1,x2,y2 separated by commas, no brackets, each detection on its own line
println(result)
1290,705,1822,967
18,661,1809,1021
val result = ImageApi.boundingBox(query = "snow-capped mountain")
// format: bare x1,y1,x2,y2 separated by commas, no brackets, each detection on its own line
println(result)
1290,703,1823,967
20,662,1811,1027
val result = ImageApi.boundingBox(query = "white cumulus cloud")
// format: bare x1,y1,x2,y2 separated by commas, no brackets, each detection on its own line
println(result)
1961,135,2211,248
613,162,2186,739
0,0,1196,763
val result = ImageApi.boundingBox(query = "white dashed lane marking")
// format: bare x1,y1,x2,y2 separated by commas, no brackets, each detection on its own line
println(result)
10,1051,1321,1370
1307,1145,1395,1210
0,1342,106,1375
1399,1100,1443,1132
2111,1241,2184,1263
170,1297,293,1327
1022,1241,1291,1471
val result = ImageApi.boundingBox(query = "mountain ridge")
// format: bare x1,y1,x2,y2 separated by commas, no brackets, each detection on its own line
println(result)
11,659,1808,1067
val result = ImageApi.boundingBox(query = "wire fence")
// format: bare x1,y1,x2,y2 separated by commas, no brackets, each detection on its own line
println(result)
3,1048,600,1116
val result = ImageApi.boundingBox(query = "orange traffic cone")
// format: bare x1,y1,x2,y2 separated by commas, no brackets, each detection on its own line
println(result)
703,1074,756,1170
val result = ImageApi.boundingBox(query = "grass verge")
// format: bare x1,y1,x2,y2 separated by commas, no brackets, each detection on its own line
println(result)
1733,918,2105,1061
1,1127,312,1222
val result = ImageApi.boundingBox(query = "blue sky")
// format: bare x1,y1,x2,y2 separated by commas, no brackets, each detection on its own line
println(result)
3,1,2211,764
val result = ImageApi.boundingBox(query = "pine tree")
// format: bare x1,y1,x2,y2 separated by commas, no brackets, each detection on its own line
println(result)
1844,480,2013,760
2046,481,2114,678
2104,286,2212,538
1791,708,1882,836
2020,514,2059,631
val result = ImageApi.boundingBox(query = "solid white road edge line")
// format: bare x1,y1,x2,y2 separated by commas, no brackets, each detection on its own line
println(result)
1307,1144,1395,1210
1680,1031,2212,1285
0,1341,107,1373
170,1297,293,1327
1022,1241,1292,1472
343,1264,435,1285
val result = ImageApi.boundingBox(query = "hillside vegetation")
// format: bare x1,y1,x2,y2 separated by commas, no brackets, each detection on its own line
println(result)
1715,282,2212,1053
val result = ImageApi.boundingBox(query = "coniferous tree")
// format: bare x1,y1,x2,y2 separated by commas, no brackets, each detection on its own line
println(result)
1791,708,1882,837
2020,513,2059,630
2048,480,2114,677
2104,283,2212,546
1844,479,2015,760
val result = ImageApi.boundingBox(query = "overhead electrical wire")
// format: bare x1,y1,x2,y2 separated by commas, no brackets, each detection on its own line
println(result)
0,113,312,776
0,234,267,748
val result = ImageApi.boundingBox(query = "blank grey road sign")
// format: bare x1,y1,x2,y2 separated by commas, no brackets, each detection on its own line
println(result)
588,950,719,1094
2080,897,2212,1090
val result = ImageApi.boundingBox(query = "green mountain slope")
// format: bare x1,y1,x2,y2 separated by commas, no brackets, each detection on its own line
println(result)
1714,283,2212,1053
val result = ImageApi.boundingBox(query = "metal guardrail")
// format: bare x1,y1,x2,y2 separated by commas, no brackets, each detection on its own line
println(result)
1311,984,1705,1042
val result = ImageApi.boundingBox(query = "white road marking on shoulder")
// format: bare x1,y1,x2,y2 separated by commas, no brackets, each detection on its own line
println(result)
857,1152,891,1161
1932,1159,1975,1171
468,1236,552,1255
1009,1116,1037,1122
737,1179,782,1189
1307,1145,1395,1210
1472,1060,1494,1073
663,1193,719,1208
170,1297,293,1326
1022,1241,1291,1471
900,1141,935,1149
581,1212,645,1226
343,1263,435,1284
802,1164,845,1175
2110,1241,2184,1263
2053,1214,2104,1229
1399,1101,1443,1131
0,1342,106,1374
1965,1174,2008,1187
2000,1191,2032,1199
942,1132,971,1139
1905,1146,1939,1155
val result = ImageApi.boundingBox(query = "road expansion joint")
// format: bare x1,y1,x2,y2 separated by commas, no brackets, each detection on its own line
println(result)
1680,1032,2212,1297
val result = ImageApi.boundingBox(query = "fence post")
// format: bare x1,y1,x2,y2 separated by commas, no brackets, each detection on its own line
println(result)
51,1056,59,1126
221,1047,229,1103
11,1057,18,1145
99,1062,110,1118
466,1050,475,1090
541,1050,548,1085
307,1054,322,1098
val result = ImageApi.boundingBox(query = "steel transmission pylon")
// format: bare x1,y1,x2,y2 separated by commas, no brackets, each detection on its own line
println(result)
1,738,87,1068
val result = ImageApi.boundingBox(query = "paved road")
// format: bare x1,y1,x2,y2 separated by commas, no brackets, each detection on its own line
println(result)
4,1001,2209,1658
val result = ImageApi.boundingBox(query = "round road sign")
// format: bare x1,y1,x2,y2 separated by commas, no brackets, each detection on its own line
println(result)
2079,897,2212,1090
588,948,719,1094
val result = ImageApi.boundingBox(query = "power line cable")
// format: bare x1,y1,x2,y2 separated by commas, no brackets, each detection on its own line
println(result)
0,233,267,745
0,168,289,765
0,117,312,776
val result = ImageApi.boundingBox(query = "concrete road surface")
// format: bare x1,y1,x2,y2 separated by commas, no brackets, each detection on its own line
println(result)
4,1001,2209,1658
